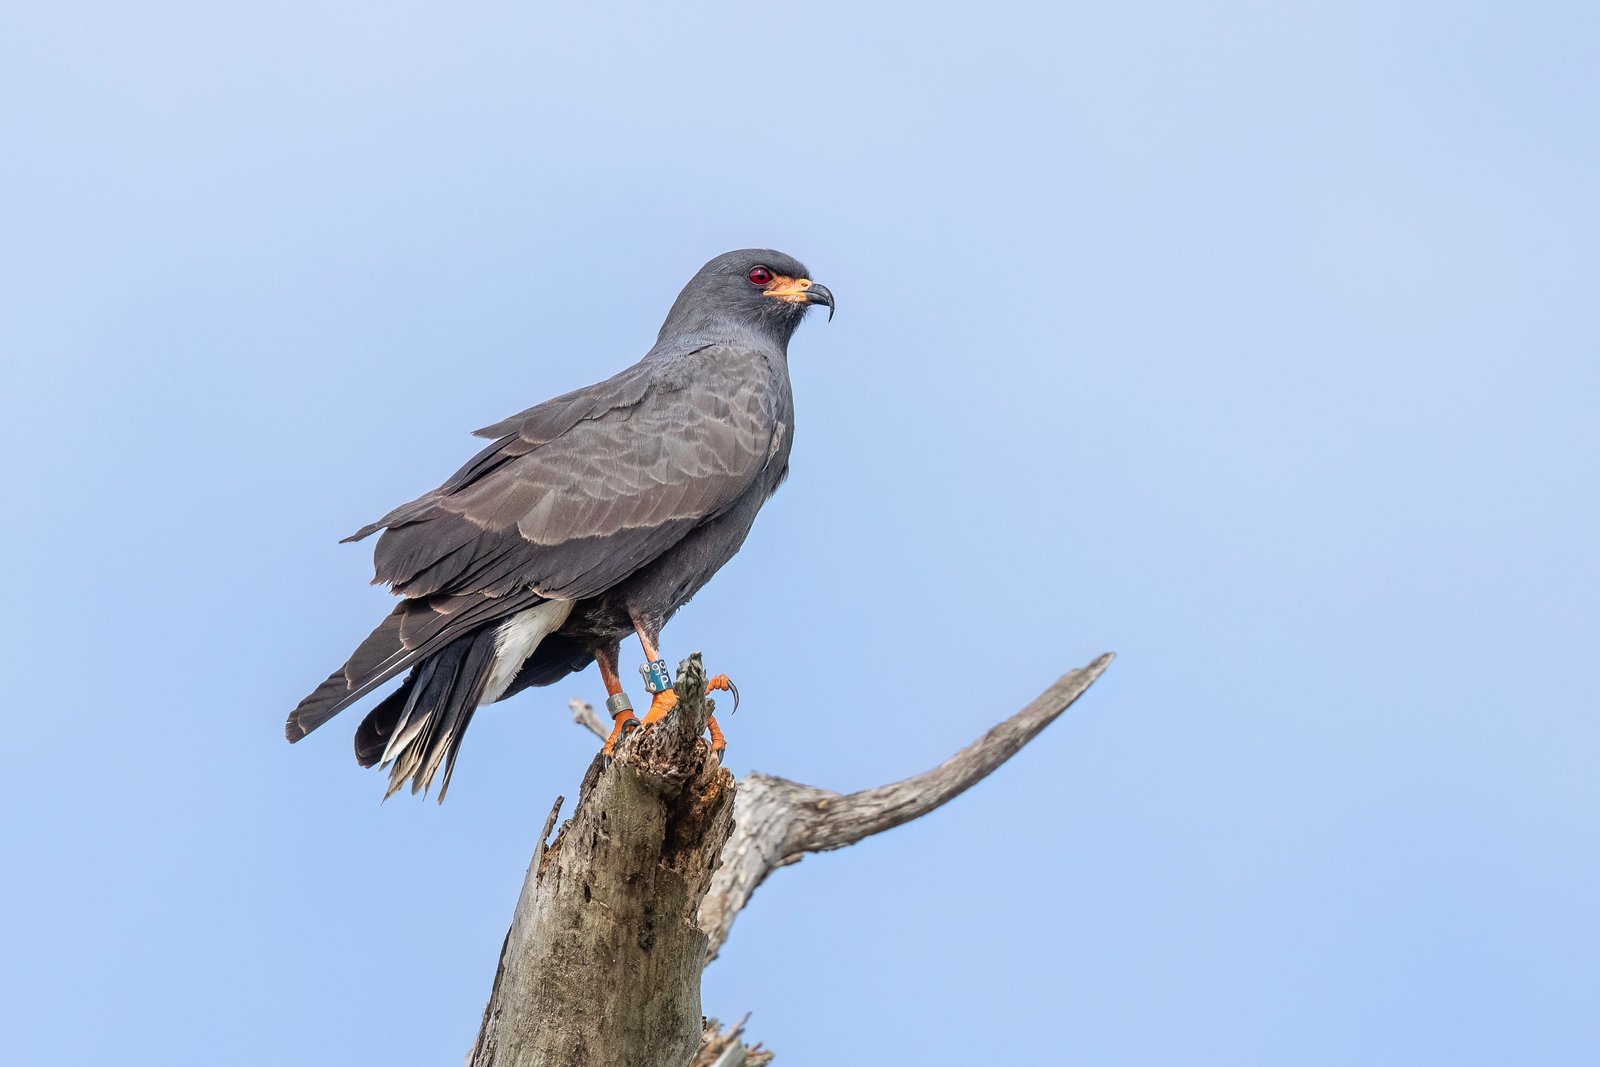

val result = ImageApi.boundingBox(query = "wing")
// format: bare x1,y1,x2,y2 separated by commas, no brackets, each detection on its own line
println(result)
346,345,782,601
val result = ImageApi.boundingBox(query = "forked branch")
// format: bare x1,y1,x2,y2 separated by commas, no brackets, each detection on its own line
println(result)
696,652,1114,957
518,651,1114,1065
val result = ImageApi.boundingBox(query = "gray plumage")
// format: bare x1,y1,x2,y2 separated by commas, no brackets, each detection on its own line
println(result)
286,249,833,799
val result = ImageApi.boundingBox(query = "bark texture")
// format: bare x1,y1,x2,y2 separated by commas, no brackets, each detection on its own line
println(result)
469,656,734,1067
473,652,1114,1065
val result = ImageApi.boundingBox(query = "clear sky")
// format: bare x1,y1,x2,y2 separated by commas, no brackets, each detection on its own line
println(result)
3,2,1596,1064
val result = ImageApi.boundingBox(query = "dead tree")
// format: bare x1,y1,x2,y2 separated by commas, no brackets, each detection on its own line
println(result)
467,651,1114,1066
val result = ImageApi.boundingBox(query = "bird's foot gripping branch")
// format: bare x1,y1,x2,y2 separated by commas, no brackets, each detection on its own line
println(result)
469,653,737,1067
603,665,737,761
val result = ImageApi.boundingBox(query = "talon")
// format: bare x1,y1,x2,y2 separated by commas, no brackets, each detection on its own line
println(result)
706,673,739,714
707,713,727,756
600,711,640,758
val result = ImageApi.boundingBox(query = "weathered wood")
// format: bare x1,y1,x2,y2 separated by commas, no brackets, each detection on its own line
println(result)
692,1017,773,1067
478,652,1115,1064
699,653,1115,958
468,656,735,1067
570,696,609,742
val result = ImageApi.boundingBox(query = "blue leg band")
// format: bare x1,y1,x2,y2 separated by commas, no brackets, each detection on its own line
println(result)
641,658,673,693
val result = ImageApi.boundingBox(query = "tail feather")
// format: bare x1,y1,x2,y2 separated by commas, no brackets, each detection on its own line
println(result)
355,680,413,767
380,650,457,766
350,626,500,801
415,630,498,799
291,591,562,802
286,605,410,741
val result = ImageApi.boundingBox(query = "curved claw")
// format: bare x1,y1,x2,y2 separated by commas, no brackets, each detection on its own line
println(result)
706,673,739,714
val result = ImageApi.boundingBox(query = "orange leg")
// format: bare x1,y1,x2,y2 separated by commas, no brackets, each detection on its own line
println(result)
634,617,676,727
705,674,734,756
596,644,638,758
600,715,636,757
641,688,678,726
639,673,737,740
634,622,663,665
629,615,738,752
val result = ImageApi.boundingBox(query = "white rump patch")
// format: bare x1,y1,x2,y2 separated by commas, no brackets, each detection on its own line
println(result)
482,599,575,704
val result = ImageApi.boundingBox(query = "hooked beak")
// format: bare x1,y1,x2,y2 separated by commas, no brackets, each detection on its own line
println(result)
763,276,836,321
805,282,835,321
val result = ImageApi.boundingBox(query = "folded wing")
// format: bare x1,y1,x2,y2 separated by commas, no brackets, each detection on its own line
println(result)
349,345,781,601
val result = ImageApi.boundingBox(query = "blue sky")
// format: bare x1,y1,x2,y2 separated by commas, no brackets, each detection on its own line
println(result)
3,2,1597,1063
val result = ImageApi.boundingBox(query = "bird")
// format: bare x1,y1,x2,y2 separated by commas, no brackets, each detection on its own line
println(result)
285,249,833,800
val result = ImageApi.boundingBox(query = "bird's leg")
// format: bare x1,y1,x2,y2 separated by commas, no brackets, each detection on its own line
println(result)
595,642,637,758
704,673,735,757
631,614,737,753
633,618,679,726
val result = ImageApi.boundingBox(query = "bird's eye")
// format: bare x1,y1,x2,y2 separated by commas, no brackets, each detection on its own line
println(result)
748,266,773,286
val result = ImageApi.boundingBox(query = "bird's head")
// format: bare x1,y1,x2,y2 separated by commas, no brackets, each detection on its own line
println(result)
659,248,835,347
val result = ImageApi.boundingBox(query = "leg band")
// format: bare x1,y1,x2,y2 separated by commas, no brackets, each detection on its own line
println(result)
605,692,634,718
640,658,673,693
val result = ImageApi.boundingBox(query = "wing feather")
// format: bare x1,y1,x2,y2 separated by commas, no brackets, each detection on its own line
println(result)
352,346,780,602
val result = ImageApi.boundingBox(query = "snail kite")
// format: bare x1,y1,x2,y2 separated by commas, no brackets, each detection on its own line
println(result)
285,249,833,799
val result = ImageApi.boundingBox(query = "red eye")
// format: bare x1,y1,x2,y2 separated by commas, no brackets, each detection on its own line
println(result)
748,266,773,286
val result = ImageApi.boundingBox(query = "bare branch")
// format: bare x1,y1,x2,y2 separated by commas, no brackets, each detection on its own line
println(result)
797,651,1114,850
699,652,1114,957
570,697,608,740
